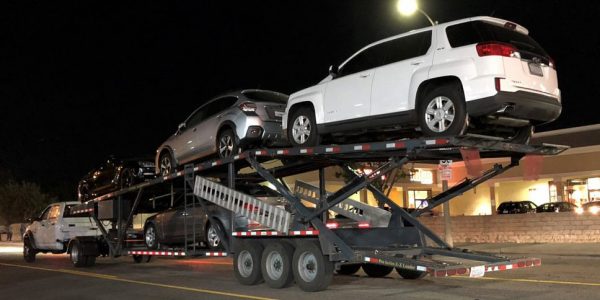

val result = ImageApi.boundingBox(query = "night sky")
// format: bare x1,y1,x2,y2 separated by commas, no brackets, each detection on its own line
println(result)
2,0,599,199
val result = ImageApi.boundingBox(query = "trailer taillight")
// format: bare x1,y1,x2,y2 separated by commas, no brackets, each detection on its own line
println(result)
358,222,370,228
476,42,518,58
326,222,339,229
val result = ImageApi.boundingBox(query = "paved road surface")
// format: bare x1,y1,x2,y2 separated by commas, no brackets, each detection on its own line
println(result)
1,243,599,300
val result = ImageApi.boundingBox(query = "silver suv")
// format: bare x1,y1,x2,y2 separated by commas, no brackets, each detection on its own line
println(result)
156,90,288,175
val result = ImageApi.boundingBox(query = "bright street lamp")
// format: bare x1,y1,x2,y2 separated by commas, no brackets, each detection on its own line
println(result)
396,0,436,26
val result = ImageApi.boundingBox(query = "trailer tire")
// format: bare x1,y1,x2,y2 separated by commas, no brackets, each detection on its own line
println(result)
70,239,88,268
261,241,294,289
292,241,333,292
85,255,96,267
396,268,427,279
234,240,264,285
336,264,361,275
133,255,152,263
23,236,37,263
362,264,393,278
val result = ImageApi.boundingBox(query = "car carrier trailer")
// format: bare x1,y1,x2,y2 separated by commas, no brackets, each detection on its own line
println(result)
69,134,567,292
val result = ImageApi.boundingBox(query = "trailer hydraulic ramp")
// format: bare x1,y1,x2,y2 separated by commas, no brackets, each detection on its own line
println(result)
293,180,391,227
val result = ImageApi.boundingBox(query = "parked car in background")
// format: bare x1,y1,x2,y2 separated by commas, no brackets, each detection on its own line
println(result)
497,201,537,214
536,202,578,213
579,201,600,215
283,16,560,147
156,90,288,176
78,156,156,202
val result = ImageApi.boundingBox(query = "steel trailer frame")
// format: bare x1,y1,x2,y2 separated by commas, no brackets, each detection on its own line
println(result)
69,134,567,291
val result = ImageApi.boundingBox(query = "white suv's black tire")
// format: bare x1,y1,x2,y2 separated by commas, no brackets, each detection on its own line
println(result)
292,241,333,292
509,125,534,145
396,267,427,279
288,106,319,147
261,241,294,289
418,84,467,137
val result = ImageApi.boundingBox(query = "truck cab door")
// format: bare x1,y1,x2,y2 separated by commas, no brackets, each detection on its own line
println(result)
36,205,61,249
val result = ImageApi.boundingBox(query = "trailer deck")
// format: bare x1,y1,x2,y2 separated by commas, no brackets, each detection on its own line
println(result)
69,134,568,291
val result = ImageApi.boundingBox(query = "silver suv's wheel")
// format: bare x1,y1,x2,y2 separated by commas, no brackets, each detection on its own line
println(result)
217,129,239,159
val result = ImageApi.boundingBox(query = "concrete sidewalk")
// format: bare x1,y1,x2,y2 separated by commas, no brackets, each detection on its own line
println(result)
458,242,600,257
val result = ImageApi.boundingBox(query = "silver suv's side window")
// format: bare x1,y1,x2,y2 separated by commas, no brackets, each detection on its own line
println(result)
339,30,432,77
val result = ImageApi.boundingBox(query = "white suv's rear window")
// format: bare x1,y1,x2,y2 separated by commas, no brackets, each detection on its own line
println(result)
446,21,549,60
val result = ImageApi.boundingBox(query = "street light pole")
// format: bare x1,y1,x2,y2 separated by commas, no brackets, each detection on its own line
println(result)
397,0,436,26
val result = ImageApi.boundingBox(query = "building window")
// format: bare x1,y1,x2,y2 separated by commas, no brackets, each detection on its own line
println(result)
407,189,432,209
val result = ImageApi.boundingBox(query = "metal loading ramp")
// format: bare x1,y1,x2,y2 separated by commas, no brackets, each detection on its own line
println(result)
194,175,292,233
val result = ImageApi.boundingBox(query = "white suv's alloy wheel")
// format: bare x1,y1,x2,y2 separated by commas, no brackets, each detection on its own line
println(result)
292,115,311,144
424,96,456,133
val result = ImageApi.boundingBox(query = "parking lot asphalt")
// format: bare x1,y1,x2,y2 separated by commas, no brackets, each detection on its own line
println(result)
1,242,599,300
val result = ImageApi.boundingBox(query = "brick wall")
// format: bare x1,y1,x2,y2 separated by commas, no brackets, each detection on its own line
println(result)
418,213,600,243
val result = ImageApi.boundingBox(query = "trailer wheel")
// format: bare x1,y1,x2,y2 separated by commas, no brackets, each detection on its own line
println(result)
261,241,294,289
85,255,96,267
396,268,427,279
336,264,361,275
234,241,264,285
292,241,333,292
133,255,153,263
362,264,393,278
70,239,88,268
23,236,37,263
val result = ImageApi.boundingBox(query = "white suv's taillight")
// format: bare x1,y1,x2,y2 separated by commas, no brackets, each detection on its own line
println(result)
476,42,519,58
239,102,257,112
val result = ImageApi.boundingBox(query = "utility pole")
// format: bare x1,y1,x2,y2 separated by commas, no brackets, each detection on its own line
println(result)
443,179,453,247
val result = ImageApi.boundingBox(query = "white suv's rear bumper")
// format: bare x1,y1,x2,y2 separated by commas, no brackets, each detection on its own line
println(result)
467,90,562,124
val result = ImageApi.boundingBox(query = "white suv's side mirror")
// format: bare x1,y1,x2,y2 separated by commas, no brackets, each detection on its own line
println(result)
329,65,339,78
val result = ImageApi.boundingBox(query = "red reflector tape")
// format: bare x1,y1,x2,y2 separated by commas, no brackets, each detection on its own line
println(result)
290,230,319,236
276,149,290,155
364,257,379,263
325,147,341,153
358,222,370,228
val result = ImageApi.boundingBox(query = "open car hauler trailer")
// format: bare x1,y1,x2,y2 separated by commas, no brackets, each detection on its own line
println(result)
69,134,567,291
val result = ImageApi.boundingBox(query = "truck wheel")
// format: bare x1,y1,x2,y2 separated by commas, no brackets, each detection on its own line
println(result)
261,241,294,289
70,239,88,268
133,255,153,263
292,241,333,292
395,267,427,279
418,84,467,137
336,264,361,275
23,236,37,263
144,223,159,250
362,264,393,277
288,106,319,147
234,240,264,285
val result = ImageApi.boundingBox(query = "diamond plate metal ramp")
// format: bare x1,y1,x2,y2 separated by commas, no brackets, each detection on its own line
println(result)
194,176,292,233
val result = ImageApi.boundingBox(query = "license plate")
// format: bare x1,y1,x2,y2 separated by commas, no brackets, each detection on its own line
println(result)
528,63,543,76
274,111,284,117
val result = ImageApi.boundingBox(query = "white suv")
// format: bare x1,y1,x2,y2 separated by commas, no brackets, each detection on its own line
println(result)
283,16,561,146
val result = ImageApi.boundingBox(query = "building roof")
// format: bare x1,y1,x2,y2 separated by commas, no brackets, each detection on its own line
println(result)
532,124,600,148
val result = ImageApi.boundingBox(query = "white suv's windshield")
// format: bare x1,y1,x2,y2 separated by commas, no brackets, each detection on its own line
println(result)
446,20,549,60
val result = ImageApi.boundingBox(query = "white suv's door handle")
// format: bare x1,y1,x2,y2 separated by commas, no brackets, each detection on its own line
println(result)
359,73,370,78
411,61,424,66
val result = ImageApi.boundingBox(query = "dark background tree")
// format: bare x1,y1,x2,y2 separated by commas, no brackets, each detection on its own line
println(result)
0,180,52,225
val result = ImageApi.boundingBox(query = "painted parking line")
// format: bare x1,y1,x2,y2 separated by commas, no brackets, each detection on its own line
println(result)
0,262,276,300
460,276,600,287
